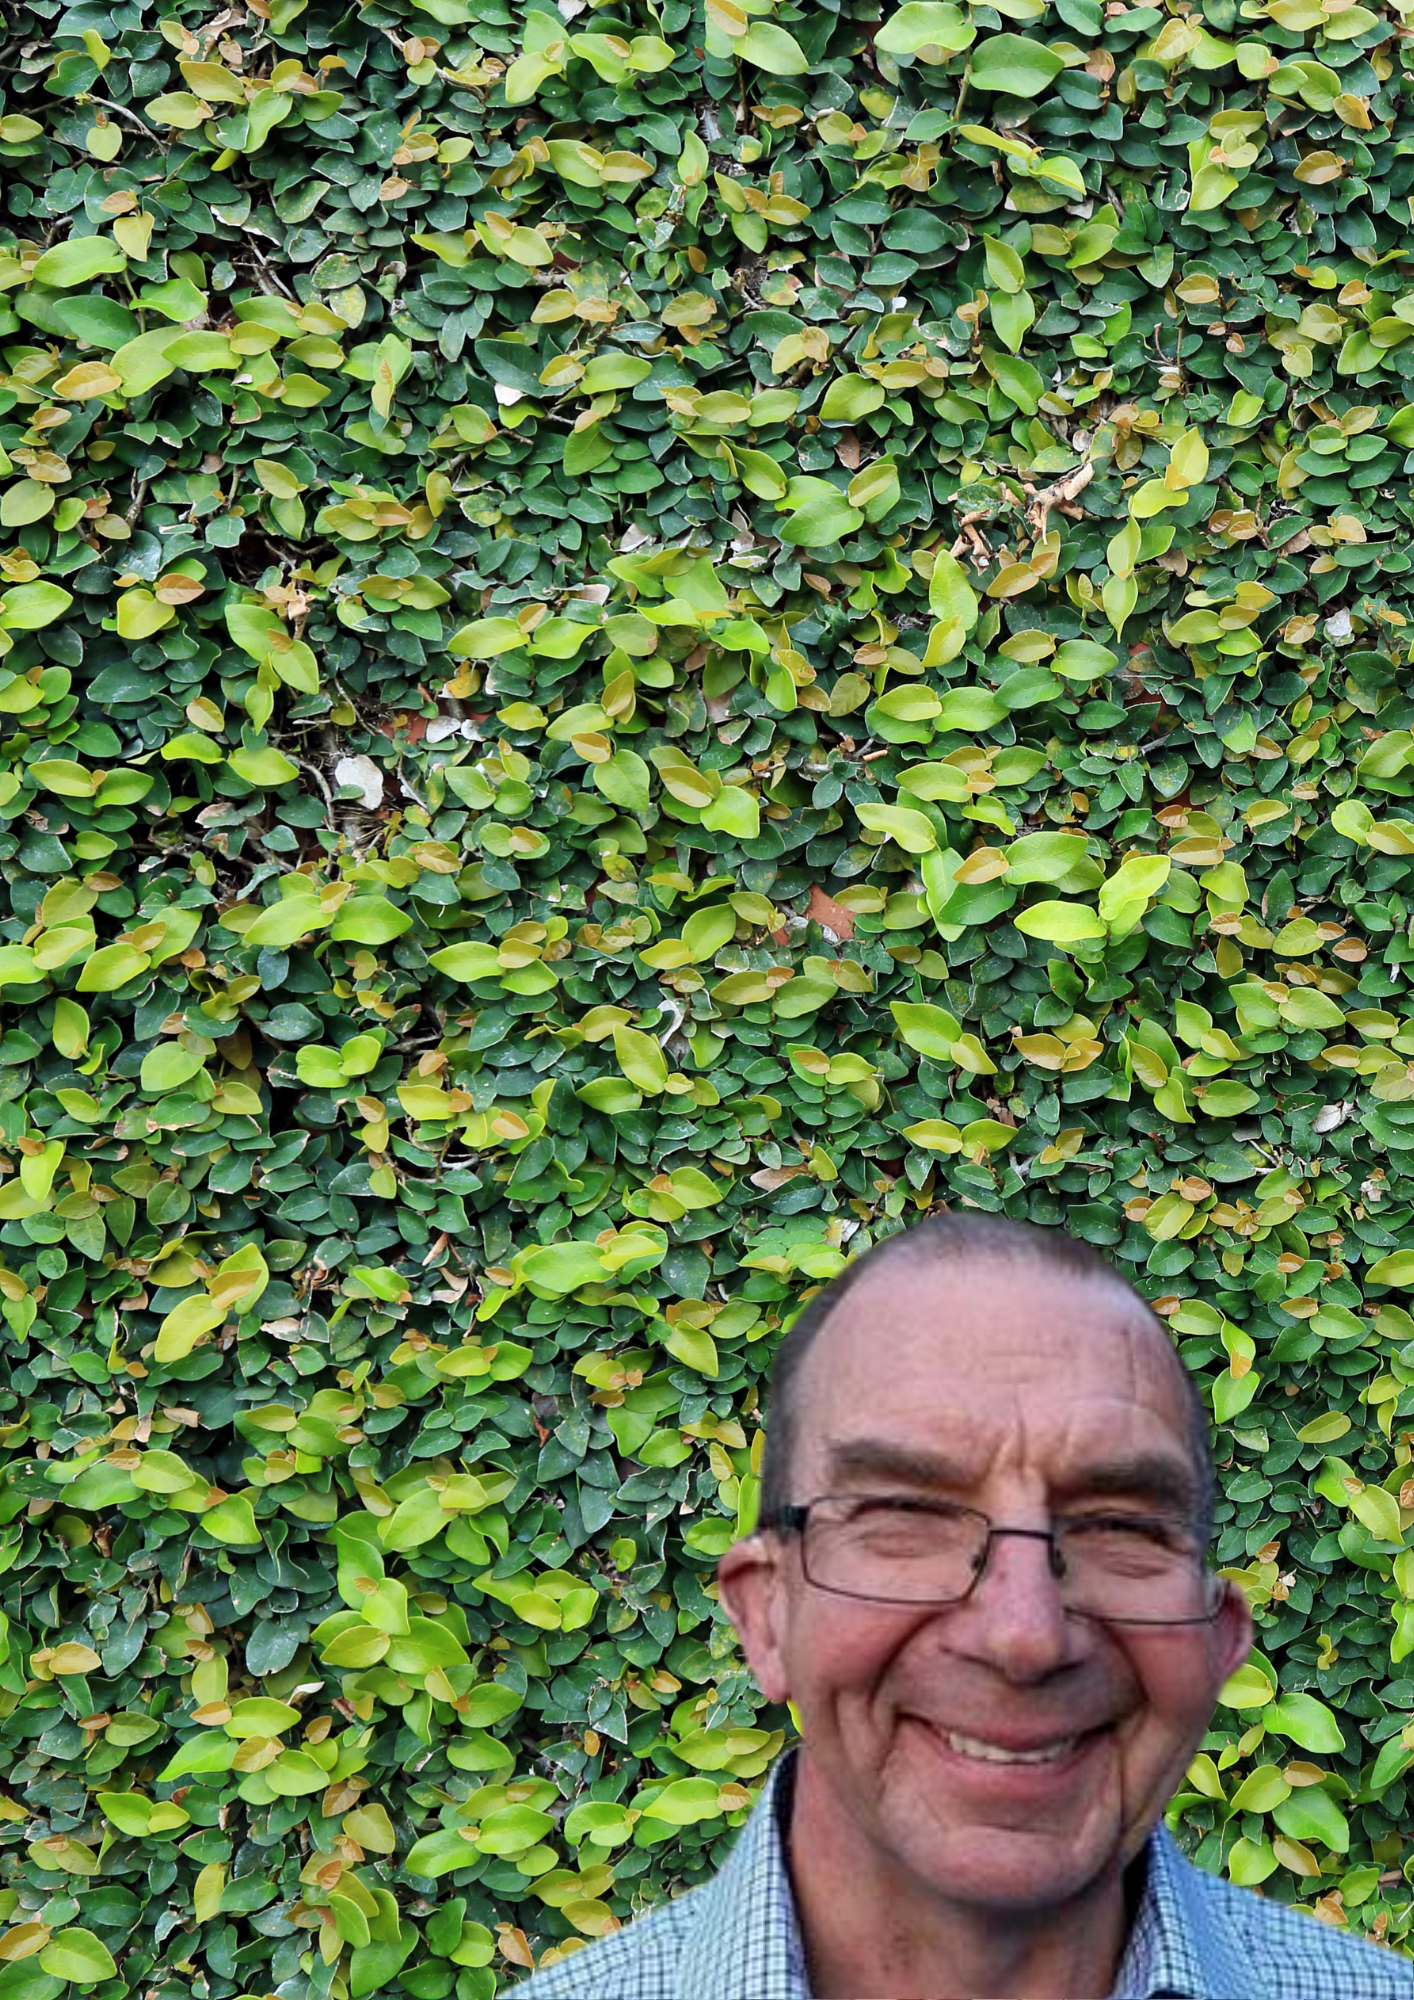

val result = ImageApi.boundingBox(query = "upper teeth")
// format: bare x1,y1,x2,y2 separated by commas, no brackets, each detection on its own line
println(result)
946,1732,1078,1765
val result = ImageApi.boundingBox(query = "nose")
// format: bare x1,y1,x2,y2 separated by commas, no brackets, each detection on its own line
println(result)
943,1527,1082,1683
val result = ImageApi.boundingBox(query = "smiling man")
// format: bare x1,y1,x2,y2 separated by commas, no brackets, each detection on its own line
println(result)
516,1215,1411,1999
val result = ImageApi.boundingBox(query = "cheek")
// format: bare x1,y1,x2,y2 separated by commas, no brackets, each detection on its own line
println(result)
1122,1637,1225,1745
785,1602,926,1704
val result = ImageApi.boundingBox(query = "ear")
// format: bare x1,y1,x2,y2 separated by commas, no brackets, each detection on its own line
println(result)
1211,1577,1255,1685
718,1534,793,1706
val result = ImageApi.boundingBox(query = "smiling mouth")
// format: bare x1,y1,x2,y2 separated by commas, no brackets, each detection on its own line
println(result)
943,1730,1086,1766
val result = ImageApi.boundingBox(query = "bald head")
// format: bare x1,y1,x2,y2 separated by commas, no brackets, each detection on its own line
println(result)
757,1215,1215,1543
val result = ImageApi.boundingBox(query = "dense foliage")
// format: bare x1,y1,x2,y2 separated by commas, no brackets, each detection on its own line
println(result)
0,0,1411,1983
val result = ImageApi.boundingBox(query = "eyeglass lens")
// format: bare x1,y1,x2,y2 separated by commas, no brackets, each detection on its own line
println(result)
800,1498,1213,1625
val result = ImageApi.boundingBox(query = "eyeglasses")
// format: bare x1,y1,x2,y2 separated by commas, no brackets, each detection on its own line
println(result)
764,1495,1221,1627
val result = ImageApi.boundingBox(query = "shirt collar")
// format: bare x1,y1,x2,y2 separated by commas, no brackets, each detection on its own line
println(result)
675,1753,810,2000
674,1753,1258,2000
1113,1823,1259,2000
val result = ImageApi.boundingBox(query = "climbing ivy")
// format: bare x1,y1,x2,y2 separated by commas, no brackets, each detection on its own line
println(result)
0,0,1410,1982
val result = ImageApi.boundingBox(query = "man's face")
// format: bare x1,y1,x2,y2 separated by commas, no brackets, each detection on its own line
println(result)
719,1258,1252,1917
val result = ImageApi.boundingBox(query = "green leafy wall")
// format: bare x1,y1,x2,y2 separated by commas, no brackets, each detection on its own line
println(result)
0,0,1409,1984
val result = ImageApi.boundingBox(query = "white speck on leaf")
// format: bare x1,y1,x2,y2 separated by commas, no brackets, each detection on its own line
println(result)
333,755,384,810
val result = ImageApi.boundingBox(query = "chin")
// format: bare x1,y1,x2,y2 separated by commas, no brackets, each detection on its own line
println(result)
871,1731,1130,1911
885,1820,1122,1916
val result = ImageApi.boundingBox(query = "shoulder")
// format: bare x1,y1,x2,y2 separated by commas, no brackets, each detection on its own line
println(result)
507,1883,706,2000
1192,1861,1412,1997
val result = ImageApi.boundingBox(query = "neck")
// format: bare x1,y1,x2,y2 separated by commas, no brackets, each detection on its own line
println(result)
785,1752,1131,2000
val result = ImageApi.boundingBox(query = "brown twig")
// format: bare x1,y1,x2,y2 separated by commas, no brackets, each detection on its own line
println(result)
1027,460,1094,540
950,515,993,568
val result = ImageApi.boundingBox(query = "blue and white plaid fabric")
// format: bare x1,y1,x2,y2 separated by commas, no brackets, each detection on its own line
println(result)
513,1754,1412,1999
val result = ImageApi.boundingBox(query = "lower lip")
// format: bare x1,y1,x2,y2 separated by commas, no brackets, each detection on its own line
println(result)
914,1719,1106,1790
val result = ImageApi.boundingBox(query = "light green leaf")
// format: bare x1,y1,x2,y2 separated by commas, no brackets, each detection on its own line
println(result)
1098,854,1170,927
159,1735,240,1781
141,1043,205,1093
1272,1787,1349,1852
244,900,332,950
98,1793,162,1836
428,942,503,982
898,761,970,802
518,1242,608,1293
115,589,176,641
968,36,1063,92
901,1118,963,1151
890,1001,961,1061
855,802,939,853
38,1931,118,1985
733,448,788,500
164,332,237,371
820,375,887,423
681,904,738,960
146,90,212,128
701,785,760,839
1013,900,1107,943
266,1750,336,1796
0,482,55,527
162,732,225,765
0,583,72,631
1228,1837,1279,1886
736,21,808,71
927,549,980,628
876,1,975,52
202,1493,262,1546
32,237,127,287
228,747,299,787
1218,1663,1276,1709
223,1697,300,1738
1350,1483,1404,1544
75,944,150,992
153,1295,226,1364
640,1777,724,1824
613,1024,669,1093
1265,1692,1345,1753
1002,832,1090,885
983,235,1026,294
329,898,411,945
226,602,288,658
1365,1251,1414,1287
780,492,865,546
593,749,652,813
135,277,207,324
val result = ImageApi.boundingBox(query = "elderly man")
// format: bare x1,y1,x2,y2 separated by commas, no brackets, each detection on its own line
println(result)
517,1215,1410,1999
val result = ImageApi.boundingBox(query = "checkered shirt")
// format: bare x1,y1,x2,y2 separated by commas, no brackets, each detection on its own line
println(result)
512,1754,1412,2000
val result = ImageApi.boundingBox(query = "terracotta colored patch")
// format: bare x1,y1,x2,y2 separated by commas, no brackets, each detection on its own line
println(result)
807,883,855,942
375,715,427,742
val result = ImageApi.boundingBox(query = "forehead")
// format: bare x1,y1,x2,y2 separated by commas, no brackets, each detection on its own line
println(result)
789,1254,1193,1486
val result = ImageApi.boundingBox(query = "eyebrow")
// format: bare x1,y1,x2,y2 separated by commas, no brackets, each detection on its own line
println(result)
819,1438,1200,1519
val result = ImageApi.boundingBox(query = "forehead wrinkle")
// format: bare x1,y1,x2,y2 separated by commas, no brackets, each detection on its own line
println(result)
818,1435,1197,1517
808,1264,1179,1392
794,1266,1197,1475
818,1253,1162,1360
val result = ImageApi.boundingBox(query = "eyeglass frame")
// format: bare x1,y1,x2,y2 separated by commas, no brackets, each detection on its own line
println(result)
760,1495,1225,1628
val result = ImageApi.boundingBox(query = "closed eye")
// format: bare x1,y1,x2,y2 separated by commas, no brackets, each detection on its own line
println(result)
1060,1513,1195,1554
